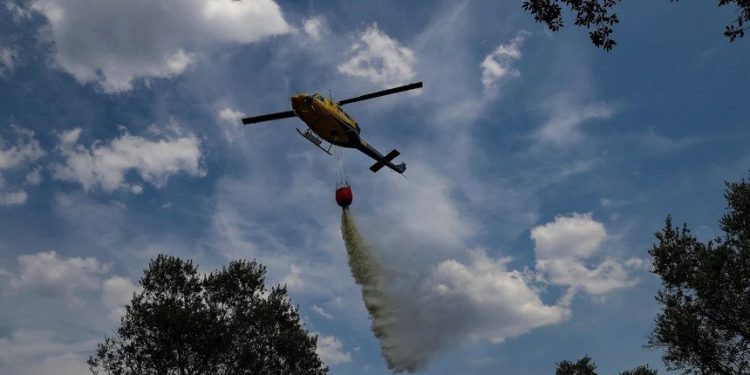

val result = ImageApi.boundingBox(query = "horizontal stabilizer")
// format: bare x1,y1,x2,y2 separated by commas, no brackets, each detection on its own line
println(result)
384,149,400,161
369,149,402,173
369,163,385,173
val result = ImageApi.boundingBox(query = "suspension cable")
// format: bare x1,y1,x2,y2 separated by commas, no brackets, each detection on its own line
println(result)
334,146,348,187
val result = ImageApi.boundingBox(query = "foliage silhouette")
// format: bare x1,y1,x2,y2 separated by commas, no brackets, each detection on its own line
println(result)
555,356,657,375
522,0,750,50
88,255,327,375
648,174,750,374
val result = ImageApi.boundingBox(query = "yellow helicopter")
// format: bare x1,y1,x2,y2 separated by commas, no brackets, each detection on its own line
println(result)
241,82,423,174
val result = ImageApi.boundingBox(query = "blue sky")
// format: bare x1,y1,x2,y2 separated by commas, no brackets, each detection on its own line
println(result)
0,0,748,374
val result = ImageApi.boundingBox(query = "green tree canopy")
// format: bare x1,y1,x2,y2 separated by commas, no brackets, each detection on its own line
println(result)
619,365,659,375
88,255,327,375
648,175,750,374
555,356,657,375
521,0,750,50
556,356,598,375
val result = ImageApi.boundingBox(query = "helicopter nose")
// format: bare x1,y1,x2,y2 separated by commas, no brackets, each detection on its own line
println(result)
291,94,307,106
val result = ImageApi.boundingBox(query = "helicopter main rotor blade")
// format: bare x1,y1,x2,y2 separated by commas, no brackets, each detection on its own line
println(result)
337,81,423,106
241,110,296,125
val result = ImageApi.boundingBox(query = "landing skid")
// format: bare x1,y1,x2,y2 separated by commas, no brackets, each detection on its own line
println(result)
296,128,332,155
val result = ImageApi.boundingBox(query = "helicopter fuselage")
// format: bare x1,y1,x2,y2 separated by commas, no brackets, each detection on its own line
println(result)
242,83,421,174
290,92,404,173
291,93,361,148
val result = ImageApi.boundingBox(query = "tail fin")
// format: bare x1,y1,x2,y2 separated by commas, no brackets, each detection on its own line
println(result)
369,150,401,173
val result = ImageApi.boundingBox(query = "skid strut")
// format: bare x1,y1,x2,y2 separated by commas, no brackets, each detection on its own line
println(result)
296,128,332,155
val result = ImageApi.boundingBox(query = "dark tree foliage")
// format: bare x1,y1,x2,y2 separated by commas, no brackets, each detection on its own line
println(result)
88,255,327,375
677,0,750,41
555,356,658,375
522,0,620,50
521,0,750,50
648,175,750,375
556,356,598,375
619,365,659,375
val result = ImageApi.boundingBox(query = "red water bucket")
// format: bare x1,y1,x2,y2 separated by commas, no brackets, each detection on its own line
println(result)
335,185,353,208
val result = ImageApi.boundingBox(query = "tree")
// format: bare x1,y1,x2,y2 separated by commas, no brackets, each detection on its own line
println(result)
521,0,750,51
555,356,657,375
619,365,659,375
88,255,327,375
648,175,750,375
557,356,598,375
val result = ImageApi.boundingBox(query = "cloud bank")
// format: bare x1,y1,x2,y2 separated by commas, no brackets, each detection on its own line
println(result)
481,30,529,92
53,128,204,192
338,23,416,86
532,213,642,297
30,0,292,92
0,127,44,206
316,335,352,367
0,251,137,374
345,164,642,371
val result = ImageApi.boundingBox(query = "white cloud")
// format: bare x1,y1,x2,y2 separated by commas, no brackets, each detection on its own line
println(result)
5,1,32,21
0,127,44,206
312,304,333,319
536,257,641,296
531,213,607,261
531,213,641,296
201,0,290,43
102,276,137,323
351,177,638,371
480,30,529,92
0,189,27,206
535,97,614,145
58,127,81,145
0,127,44,170
430,252,569,340
163,49,196,76
130,184,144,194
0,249,139,375
344,166,567,371
217,107,245,124
53,128,205,192
282,264,304,288
338,23,416,86
426,251,568,344
0,46,18,75
215,107,246,141
30,0,292,92
0,330,95,375
365,164,475,261
316,335,352,366
378,250,568,371
5,251,108,303
204,152,353,298
25,168,43,185
303,17,324,41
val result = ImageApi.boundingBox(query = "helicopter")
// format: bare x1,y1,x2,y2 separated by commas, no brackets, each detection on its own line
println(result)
241,82,423,174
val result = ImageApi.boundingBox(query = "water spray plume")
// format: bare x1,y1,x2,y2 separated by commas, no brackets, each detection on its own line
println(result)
341,208,413,372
